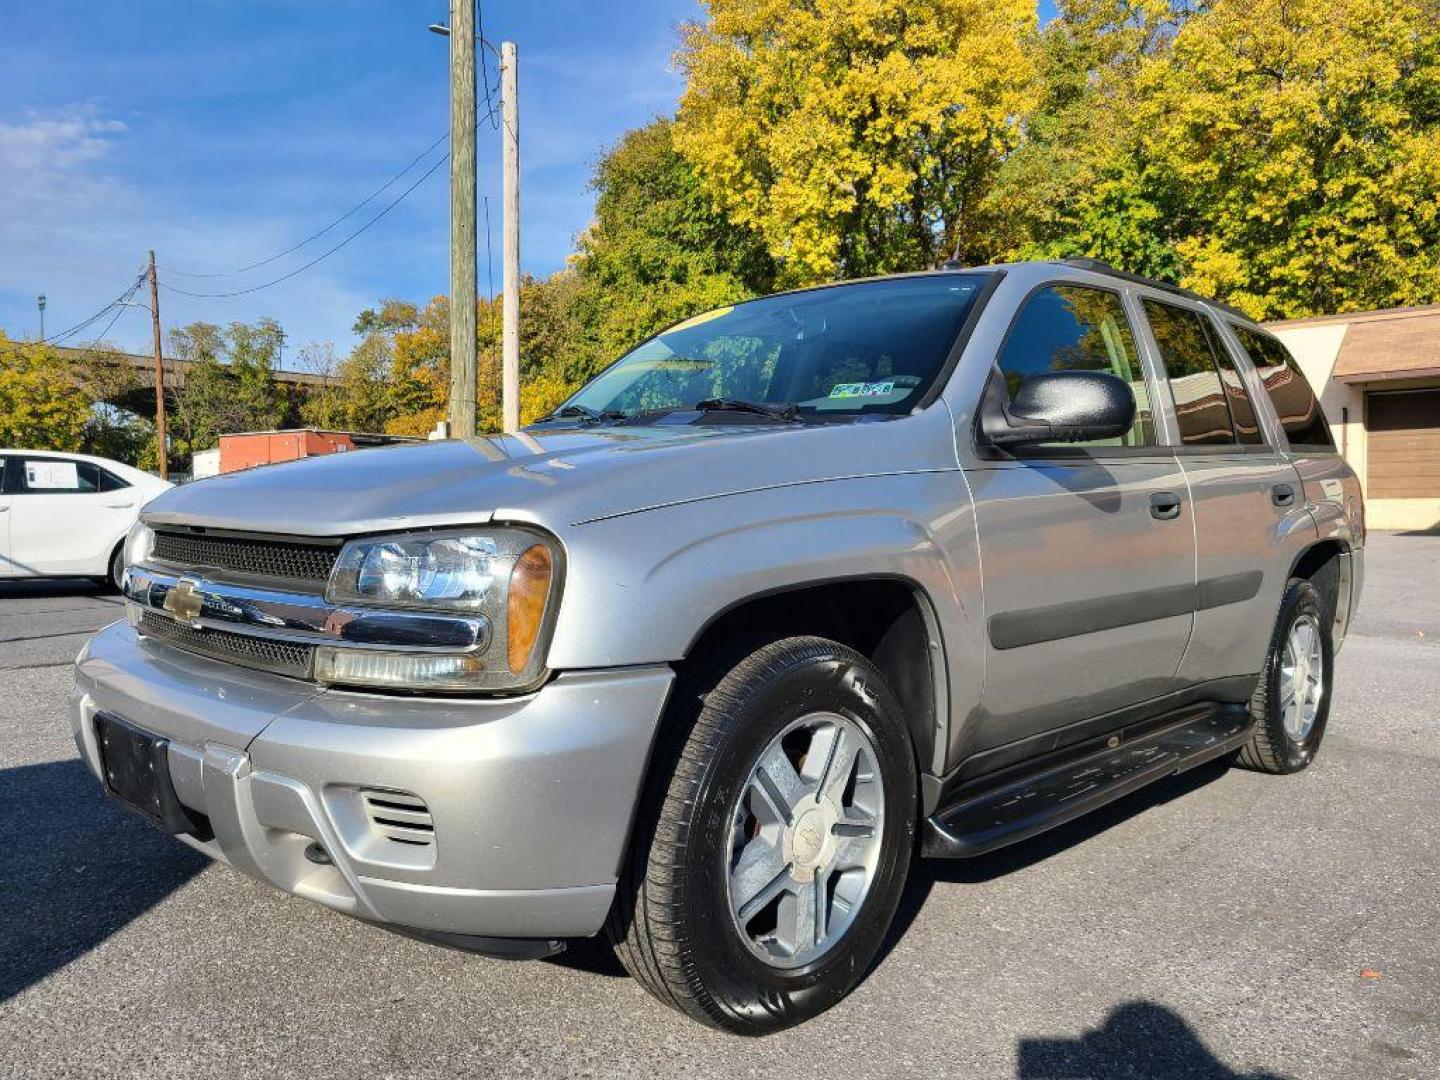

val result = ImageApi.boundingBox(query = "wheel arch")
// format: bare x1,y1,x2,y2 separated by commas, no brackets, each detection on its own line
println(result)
675,574,951,790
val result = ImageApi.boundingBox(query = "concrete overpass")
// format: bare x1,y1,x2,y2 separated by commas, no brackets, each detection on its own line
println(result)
58,344,334,414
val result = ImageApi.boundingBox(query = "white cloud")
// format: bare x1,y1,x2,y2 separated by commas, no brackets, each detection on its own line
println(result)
0,104,385,355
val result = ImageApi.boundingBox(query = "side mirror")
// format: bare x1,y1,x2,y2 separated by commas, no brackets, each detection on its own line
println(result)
980,370,1136,447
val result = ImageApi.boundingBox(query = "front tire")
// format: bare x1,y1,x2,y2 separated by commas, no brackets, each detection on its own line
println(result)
1236,578,1333,774
108,544,126,591
608,636,916,1033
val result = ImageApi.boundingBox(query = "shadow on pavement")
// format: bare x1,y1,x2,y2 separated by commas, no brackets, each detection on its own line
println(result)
877,757,1233,972
0,579,121,601
1016,1000,1289,1079
0,759,208,1001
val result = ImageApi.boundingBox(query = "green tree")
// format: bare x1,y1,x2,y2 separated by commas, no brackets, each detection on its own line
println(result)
674,0,1039,285
1133,0,1440,318
0,335,91,450
167,318,290,463
989,0,1196,278
571,119,775,381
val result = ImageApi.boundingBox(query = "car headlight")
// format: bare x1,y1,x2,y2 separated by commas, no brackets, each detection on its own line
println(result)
323,527,562,692
124,521,155,569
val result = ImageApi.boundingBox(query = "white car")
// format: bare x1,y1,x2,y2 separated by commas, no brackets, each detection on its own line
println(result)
0,449,172,588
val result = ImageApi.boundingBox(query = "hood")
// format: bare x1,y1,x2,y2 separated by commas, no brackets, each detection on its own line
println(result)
141,413,958,537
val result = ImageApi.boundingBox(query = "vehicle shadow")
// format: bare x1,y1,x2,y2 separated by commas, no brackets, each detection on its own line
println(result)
551,759,1235,984
0,759,209,1002
0,579,122,601
878,757,1233,968
1016,999,1290,1079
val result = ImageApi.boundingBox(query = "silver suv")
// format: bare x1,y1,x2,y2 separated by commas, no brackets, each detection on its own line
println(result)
73,259,1364,1032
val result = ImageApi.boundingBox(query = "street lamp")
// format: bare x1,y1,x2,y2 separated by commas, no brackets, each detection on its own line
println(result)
37,294,46,340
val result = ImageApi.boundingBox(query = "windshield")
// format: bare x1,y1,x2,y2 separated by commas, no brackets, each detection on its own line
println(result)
556,274,989,421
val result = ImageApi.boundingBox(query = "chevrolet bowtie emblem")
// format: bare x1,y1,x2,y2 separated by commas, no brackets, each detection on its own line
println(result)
163,579,205,625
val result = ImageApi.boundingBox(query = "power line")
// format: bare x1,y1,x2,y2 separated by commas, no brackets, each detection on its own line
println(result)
33,268,147,347
477,0,501,130
160,152,451,299
0,270,146,362
161,132,450,279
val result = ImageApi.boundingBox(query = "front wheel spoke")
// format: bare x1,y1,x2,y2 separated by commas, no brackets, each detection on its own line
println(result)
735,865,791,923
753,748,805,825
792,878,824,949
731,835,787,906
820,735,860,805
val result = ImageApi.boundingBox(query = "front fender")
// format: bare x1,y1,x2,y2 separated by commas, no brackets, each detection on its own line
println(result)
545,473,983,716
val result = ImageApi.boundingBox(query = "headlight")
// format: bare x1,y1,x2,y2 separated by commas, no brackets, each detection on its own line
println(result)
124,521,155,569
324,527,561,692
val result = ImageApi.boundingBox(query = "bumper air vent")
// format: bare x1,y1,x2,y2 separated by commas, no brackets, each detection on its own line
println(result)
361,790,435,847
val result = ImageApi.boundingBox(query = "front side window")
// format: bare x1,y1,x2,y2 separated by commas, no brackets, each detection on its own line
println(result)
558,274,989,420
1143,299,1239,446
995,284,1155,447
1232,326,1335,451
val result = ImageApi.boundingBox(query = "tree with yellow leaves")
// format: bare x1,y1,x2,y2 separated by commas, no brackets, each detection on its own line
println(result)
0,334,92,450
674,0,1039,286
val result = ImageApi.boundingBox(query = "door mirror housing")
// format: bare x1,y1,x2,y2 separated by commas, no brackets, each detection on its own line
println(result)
980,370,1137,447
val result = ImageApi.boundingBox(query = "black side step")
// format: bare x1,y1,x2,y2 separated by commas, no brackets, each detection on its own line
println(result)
922,704,1255,859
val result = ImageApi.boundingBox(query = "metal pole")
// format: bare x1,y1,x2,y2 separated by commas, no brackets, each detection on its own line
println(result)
147,251,169,480
501,41,520,434
37,294,46,340
448,0,478,438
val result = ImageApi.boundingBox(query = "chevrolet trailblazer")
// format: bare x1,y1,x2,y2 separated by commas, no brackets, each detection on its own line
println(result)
73,259,1363,1032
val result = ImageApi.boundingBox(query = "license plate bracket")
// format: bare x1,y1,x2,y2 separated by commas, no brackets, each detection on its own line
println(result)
94,711,209,836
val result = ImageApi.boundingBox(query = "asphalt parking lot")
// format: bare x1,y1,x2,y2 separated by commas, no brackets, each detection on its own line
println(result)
2,534,1437,1079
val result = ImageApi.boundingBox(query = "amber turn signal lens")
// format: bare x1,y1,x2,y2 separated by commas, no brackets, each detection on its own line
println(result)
507,544,553,674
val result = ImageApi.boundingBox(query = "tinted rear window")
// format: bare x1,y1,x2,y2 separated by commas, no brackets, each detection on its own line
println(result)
1232,327,1335,451
1143,299,1237,446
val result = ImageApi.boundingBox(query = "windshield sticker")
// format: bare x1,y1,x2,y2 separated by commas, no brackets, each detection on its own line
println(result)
829,381,896,399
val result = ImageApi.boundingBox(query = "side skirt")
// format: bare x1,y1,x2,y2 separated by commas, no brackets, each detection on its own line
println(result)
922,702,1255,859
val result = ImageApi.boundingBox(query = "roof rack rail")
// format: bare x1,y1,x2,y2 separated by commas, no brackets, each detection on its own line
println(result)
1059,258,1253,322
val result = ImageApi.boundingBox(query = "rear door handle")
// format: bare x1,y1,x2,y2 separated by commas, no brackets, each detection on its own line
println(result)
1271,483,1296,507
1149,491,1182,520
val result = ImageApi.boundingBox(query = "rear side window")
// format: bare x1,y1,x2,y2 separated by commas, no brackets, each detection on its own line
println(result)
19,458,100,493
98,468,130,492
996,284,1155,447
1143,299,1244,446
1232,327,1336,451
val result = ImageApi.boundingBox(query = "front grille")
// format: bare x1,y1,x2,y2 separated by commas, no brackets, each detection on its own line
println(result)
361,790,435,847
139,610,313,679
152,530,339,584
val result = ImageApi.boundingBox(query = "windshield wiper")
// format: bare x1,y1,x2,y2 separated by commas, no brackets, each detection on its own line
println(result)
537,404,627,425
694,398,801,423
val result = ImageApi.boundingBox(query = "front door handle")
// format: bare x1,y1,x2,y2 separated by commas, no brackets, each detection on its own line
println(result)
104,502,135,509
1271,483,1296,507
1149,491,1182,520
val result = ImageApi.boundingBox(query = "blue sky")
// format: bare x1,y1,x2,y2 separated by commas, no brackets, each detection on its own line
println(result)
1,1,1054,365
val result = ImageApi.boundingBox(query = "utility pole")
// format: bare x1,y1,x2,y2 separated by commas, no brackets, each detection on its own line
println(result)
147,250,169,481
447,0,478,439
501,41,520,433
37,294,46,340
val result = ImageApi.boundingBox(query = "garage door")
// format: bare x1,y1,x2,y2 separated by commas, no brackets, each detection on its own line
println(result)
1368,390,1440,498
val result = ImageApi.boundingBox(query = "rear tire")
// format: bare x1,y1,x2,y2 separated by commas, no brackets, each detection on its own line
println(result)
607,636,916,1033
1236,578,1333,774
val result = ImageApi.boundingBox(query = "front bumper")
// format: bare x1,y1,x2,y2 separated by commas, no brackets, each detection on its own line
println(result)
72,621,674,939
